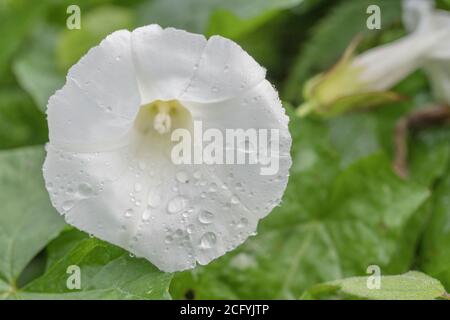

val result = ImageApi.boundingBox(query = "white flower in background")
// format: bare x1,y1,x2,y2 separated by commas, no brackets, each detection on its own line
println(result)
403,0,450,104
43,25,291,272
298,0,450,117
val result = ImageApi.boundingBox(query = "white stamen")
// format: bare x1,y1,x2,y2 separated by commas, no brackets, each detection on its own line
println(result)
153,110,172,134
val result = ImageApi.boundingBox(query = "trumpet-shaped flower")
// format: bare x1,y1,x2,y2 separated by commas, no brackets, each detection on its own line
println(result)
43,25,292,272
403,0,450,104
298,0,450,117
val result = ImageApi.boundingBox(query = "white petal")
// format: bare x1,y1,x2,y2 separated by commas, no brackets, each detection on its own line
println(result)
402,0,434,32
180,35,267,103
45,25,291,272
424,60,450,104
128,81,291,271
180,80,291,266
47,30,141,151
403,0,450,60
131,25,207,103
353,29,450,91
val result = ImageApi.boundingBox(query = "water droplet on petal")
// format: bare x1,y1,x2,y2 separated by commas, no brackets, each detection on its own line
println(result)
187,224,195,234
208,183,217,193
193,171,202,180
62,200,75,211
124,208,133,218
176,171,189,183
198,210,214,224
167,196,188,214
199,232,217,249
148,191,161,208
165,235,174,244
142,209,151,221
237,217,248,228
78,182,93,197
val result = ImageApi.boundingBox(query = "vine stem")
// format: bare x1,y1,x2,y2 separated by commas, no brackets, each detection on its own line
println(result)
393,104,450,178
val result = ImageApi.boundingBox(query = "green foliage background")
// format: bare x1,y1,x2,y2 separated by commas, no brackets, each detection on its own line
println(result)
0,0,449,300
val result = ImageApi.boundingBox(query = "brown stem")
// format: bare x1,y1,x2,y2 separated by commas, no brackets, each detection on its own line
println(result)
393,104,450,178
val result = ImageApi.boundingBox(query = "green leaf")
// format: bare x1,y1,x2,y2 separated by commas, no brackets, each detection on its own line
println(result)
306,271,446,300
420,167,450,291
283,0,402,102
45,228,89,270
0,88,49,149
170,108,429,299
13,25,64,112
18,238,172,300
0,146,65,290
136,0,304,36
0,0,47,78
56,5,135,72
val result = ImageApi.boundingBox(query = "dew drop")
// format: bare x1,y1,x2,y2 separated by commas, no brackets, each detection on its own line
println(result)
198,210,214,224
165,235,174,244
167,196,188,214
237,217,248,228
176,171,189,183
231,196,239,205
142,209,151,221
186,224,195,234
193,171,202,180
208,183,217,193
148,191,161,208
124,208,133,218
78,182,93,197
199,232,217,249
62,200,75,212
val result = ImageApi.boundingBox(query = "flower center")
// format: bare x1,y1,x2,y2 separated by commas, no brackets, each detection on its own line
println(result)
134,100,192,136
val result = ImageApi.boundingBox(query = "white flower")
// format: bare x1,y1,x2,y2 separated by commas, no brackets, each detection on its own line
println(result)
43,25,292,272
298,0,450,117
403,0,450,104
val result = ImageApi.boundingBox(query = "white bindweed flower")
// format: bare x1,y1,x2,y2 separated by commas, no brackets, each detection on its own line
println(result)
297,0,450,117
43,25,292,272
403,0,450,104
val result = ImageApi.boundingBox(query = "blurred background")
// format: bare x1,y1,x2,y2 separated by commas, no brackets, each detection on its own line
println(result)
1,0,450,300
